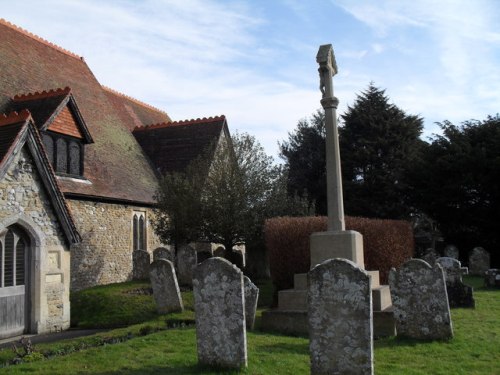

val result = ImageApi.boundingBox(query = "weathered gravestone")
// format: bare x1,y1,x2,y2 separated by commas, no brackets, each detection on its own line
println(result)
468,247,490,276
444,245,459,260
153,247,174,263
421,247,439,265
244,276,259,330
149,259,183,314
193,257,247,369
484,269,500,288
177,245,197,286
132,249,150,280
308,259,373,375
436,257,474,308
389,259,453,340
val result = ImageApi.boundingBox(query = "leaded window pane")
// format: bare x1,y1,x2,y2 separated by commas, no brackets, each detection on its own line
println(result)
133,215,138,251
4,231,14,287
139,216,145,250
42,134,54,166
56,138,68,173
16,238,25,286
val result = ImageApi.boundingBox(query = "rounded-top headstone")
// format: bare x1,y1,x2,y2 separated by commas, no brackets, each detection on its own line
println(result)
444,245,459,260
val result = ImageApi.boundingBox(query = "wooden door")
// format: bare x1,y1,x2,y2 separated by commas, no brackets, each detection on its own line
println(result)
0,227,29,339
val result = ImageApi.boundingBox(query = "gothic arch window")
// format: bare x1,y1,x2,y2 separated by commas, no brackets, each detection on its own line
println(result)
132,212,147,251
0,227,28,288
42,132,85,177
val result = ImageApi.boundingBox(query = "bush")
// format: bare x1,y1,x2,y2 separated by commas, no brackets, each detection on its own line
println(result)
265,216,414,296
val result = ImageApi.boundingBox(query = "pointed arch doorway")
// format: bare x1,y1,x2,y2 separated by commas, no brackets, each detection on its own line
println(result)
0,225,31,338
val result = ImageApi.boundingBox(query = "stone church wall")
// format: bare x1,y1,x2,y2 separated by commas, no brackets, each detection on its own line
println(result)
0,148,70,334
68,200,164,291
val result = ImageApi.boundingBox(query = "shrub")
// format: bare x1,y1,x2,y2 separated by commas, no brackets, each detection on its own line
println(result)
265,216,414,297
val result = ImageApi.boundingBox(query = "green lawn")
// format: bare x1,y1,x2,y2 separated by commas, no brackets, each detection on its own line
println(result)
1,277,498,374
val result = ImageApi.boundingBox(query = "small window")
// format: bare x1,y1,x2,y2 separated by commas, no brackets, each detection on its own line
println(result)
42,132,85,177
4,231,14,287
132,212,147,251
1,228,28,288
69,141,81,175
56,138,68,173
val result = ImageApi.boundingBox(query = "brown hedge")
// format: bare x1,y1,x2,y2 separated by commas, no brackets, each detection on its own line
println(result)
265,216,414,295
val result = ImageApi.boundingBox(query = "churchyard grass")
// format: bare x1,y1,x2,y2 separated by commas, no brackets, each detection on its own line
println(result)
0,277,498,373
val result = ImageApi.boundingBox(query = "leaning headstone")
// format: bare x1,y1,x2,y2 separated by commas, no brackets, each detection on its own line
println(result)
484,269,500,288
421,247,439,265
444,245,459,260
389,259,453,340
308,259,373,375
244,276,259,330
153,247,174,263
149,259,183,314
468,247,490,276
436,257,474,308
177,245,197,286
132,249,150,280
193,257,247,369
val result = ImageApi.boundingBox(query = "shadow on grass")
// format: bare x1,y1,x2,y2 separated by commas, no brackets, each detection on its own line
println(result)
91,363,242,375
375,336,453,349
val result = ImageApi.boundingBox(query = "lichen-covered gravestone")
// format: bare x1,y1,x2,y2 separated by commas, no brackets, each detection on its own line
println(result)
444,245,459,260
468,247,490,276
308,259,373,375
153,247,174,263
132,249,151,280
149,259,183,313
244,276,259,330
193,257,247,369
436,257,474,308
389,259,453,340
176,245,197,286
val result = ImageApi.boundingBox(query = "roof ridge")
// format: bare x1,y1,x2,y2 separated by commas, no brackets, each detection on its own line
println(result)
133,115,226,132
13,87,72,101
0,18,83,61
0,109,32,127
102,85,169,115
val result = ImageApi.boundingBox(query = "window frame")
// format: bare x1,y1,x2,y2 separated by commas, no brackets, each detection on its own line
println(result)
41,131,85,178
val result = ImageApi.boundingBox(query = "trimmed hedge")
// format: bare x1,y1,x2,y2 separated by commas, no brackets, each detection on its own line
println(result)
265,216,414,296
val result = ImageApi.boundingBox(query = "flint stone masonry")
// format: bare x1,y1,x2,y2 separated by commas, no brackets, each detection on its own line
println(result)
244,276,259,330
0,149,70,334
484,269,500,288
389,259,453,340
68,200,163,290
436,257,474,308
177,245,197,286
193,257,247,369
150,259,183,313
308,258,373,375
153,247,173,262
468,247,490,276
444,245,459,259
133,250,151,280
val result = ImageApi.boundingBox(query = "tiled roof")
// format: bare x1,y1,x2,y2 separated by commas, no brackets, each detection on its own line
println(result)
0,110,80,244
133,116,229,175
0,19,170,204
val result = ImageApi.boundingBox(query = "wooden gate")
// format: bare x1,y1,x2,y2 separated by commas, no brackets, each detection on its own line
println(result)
0,226,29,339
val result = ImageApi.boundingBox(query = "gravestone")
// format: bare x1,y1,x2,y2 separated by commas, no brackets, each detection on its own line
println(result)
193,257,247,369
132,249,150,280
177,245,197,286
308,259,373,375
444,245,459,260
436,257,474,308
244,276,259,330
389,259,453,340
197,251,212,263
468,247,490,276
421,247,439,265
149,259,183,313
153,247,174,263
484,269,500,288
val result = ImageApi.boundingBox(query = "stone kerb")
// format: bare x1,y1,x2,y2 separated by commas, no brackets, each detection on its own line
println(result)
177,245,197,286
153,247,173,263
244,276,259,330
436,257,474,308
149,259,183,314
193,257,247,369
308,258,373,375
132,249,151,280
389,259,453,340
468,247,490,276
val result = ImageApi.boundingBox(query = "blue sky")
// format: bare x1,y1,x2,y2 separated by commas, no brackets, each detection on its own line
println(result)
2,0,500,159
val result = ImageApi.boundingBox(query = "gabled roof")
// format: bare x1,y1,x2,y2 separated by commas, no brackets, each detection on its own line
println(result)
9,87,93,143
133,116,229,175
0,110,81,245
0,19,171,204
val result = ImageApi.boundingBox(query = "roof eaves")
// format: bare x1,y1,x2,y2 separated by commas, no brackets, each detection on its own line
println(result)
133,115,226,133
